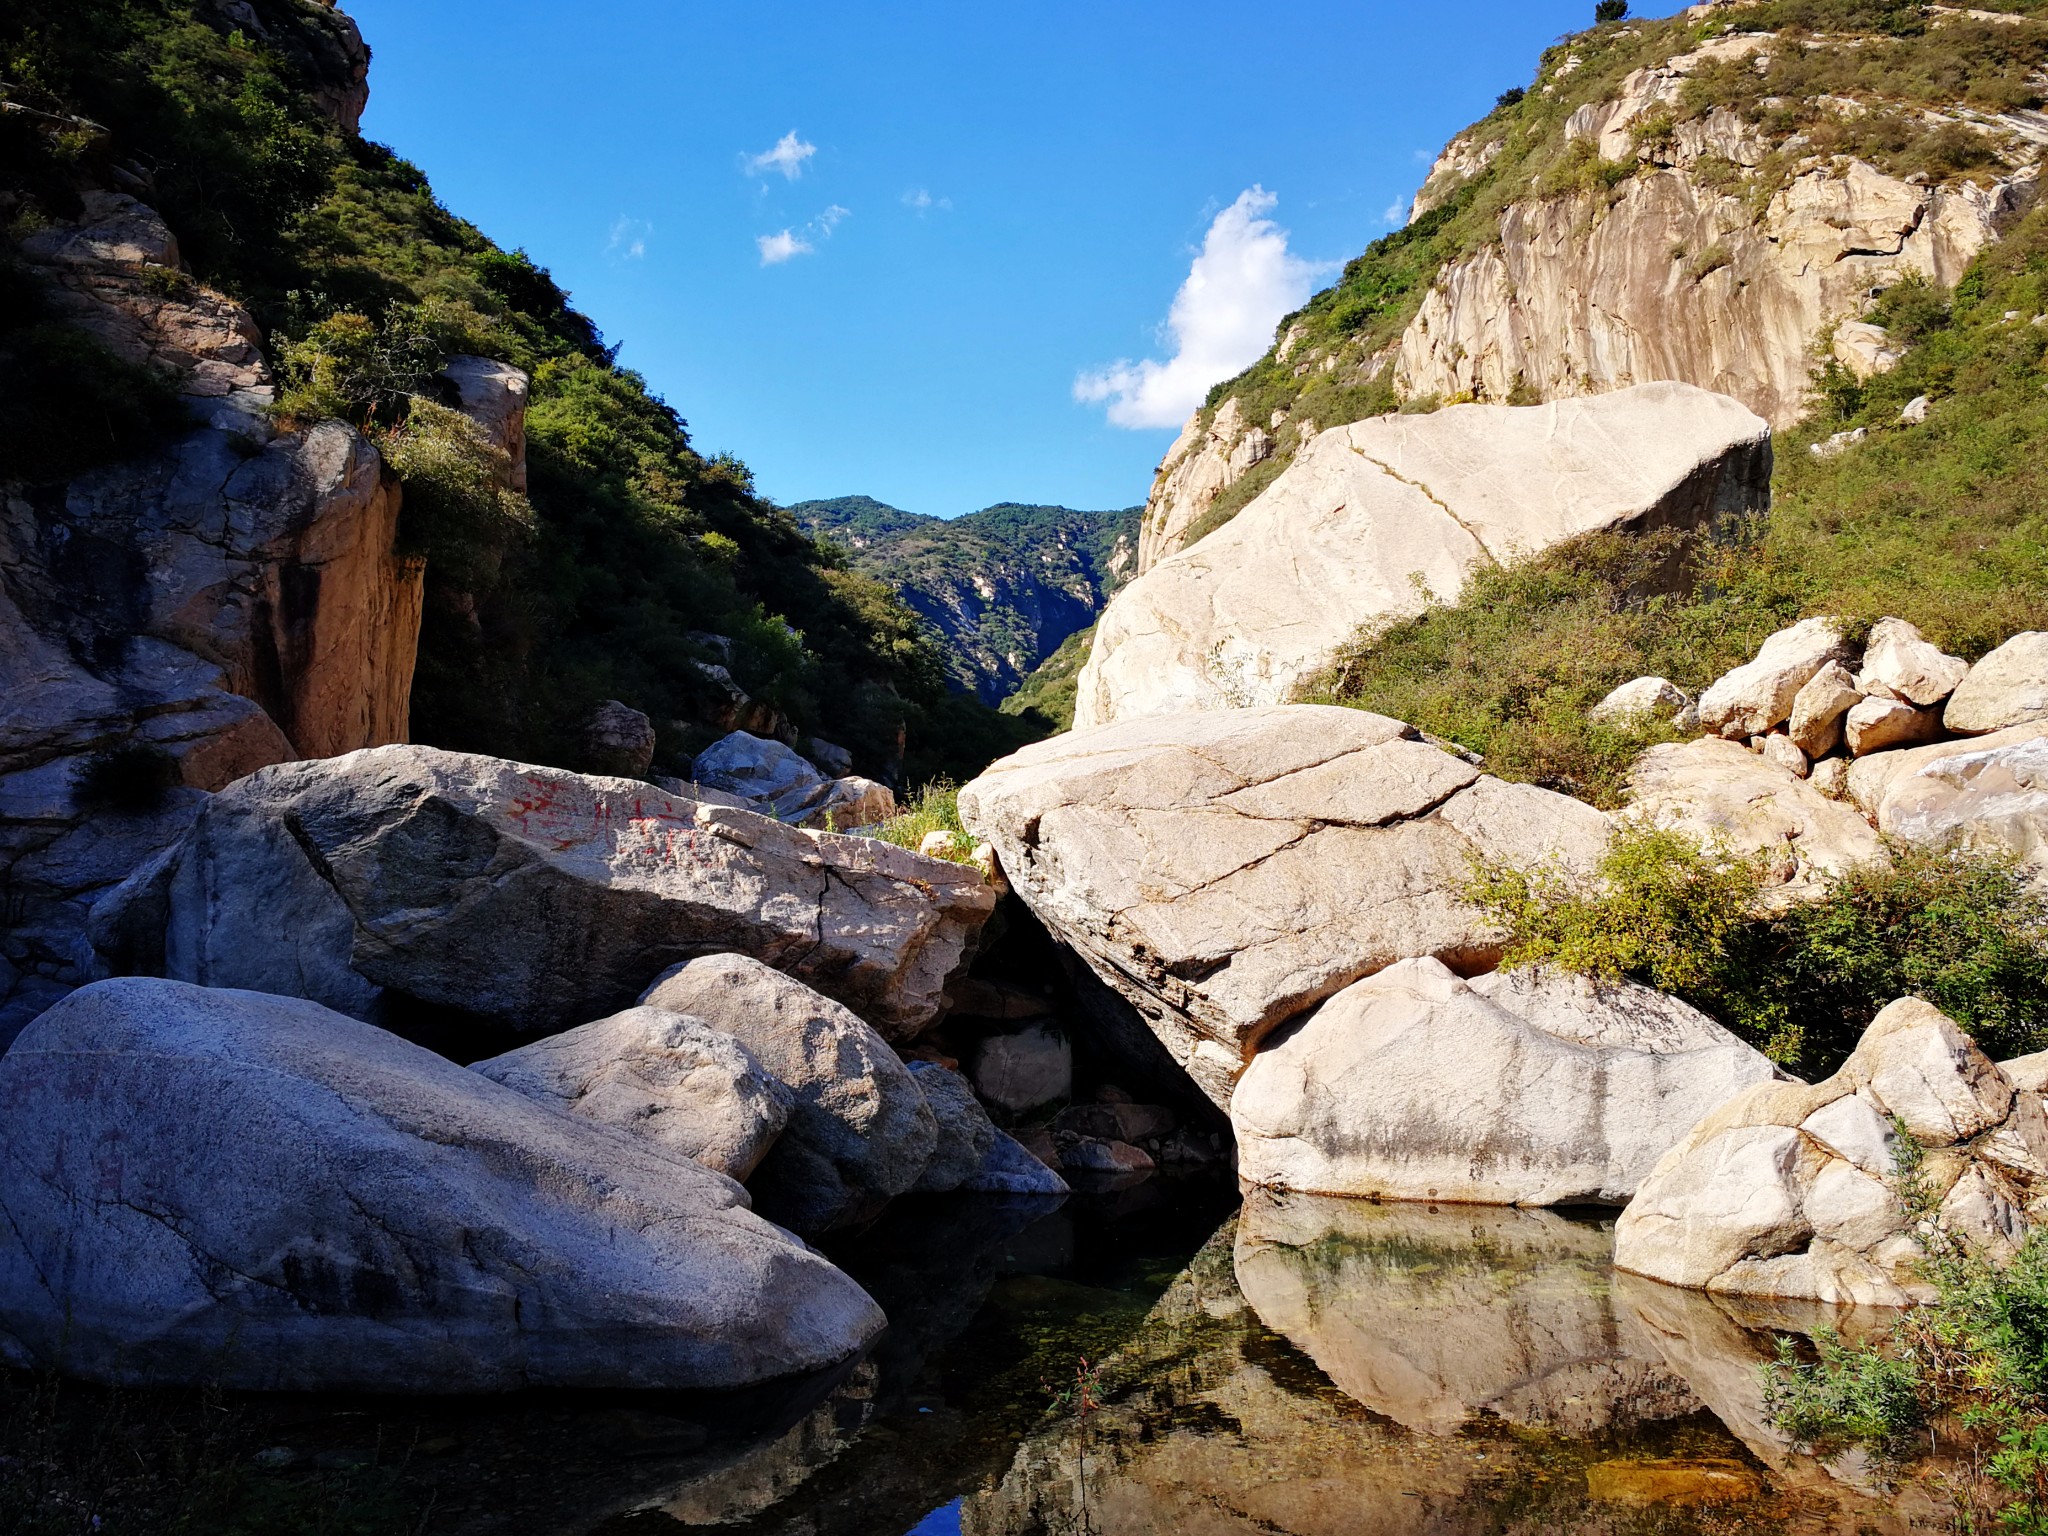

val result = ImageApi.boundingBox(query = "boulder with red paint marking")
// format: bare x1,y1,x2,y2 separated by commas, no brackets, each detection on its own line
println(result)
95,745,995,1041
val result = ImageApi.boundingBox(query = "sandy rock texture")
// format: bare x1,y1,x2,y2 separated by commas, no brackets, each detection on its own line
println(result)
0,978,883,1391
959,705,1610,1105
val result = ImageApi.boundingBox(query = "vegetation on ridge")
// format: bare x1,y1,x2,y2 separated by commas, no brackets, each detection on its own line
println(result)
1467,826,2048,1077
1303,197,2048,805
791,495,1139,707
1176,0,2046,551
0,0,1039,784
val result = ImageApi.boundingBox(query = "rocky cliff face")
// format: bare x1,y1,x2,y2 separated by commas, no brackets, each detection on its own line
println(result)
0,185,428,1038
1134,4,2047,574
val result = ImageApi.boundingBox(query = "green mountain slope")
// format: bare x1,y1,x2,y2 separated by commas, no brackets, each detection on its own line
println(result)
0,0,1040,785
790,496,1139,704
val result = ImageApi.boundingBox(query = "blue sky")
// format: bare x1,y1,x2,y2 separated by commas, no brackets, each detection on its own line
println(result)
347,0,1686,517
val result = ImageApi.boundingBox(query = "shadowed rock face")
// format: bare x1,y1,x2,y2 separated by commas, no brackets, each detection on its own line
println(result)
960,706,1610,1105
0,978,884,1393
1081,383,1770,727
97,745,994,1042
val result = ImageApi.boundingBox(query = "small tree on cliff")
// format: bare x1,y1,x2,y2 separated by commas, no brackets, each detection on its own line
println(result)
1594,0,1628,20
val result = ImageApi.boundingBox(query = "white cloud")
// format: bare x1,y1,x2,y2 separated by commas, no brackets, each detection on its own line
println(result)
1381,198,1409,227
745,130,816,180
1075,186,1321,430
902,187,952,213
757,228,813,265
817,203,851,235
606,215,651,260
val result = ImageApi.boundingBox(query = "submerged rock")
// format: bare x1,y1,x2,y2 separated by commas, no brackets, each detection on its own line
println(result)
0,978,882,1391
641,954,937,1232
102,745,992,1040
960,705,1611,1105
1232,958,1778,1205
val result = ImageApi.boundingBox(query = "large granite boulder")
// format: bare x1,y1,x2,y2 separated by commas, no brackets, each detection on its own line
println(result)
1232,958,1780,1204
1625,737,1884,900
1072,383,1770,727
1615,997,2048,1305
1947,632,2048,735
1845,723,2048,884
959,706,1611,1105
472,1005,794,1181
640,954,938,1232
0,979,883,1391
103,745,993,1040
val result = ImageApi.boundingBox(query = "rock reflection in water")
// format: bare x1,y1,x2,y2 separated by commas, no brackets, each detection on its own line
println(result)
1234,1192,1698,1437
966,1195,1951,1536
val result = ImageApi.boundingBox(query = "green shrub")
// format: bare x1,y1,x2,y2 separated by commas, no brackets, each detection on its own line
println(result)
1466,826,2048,1075
872,780,974,862
1595,0,1629,20
1765,1160,2048,1527
374,400,533,589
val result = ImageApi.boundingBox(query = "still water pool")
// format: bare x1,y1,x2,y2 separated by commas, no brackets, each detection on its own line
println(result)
6,1177,1959,1533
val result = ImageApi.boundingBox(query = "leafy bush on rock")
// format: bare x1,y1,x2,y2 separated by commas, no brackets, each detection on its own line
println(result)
1468,825,2048,1075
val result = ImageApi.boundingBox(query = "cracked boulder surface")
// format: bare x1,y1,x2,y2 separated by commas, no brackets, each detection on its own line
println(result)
1071,382,1771,729
959,705,1612,1106
0,977,884,1391
639,954,939,1234
95,745,995,1043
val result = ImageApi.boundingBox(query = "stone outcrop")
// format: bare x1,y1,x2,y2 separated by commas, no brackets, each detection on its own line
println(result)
2,190,425,1036
0,978,884,1390
1134,397,1279,572
1232,958,1780,1205
472,1005,795,1181
691,731,897,830
959,706,1611,1105
1946,632,2048,734
1135,27,2039,576
1615,997,2048,1305
440,354,530,494
1392,47,2034,427
103,745,993,1041
1626,737,1884,899
640,954,938,1232
1075,384,1769,727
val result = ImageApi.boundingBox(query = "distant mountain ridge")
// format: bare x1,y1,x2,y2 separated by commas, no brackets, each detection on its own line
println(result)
790,496,1140,705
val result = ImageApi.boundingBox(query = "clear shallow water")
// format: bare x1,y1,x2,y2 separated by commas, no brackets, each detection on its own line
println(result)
9,1178,1964,1533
